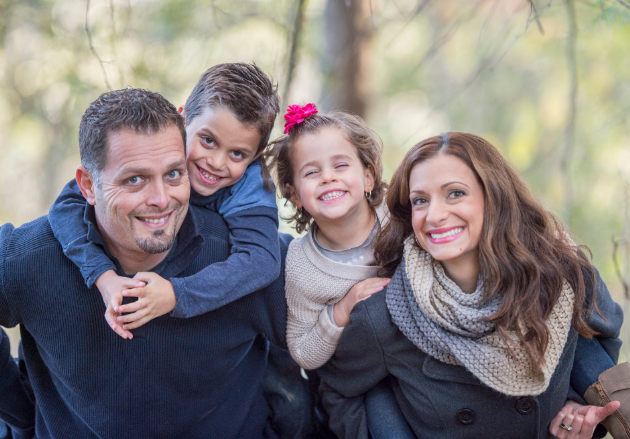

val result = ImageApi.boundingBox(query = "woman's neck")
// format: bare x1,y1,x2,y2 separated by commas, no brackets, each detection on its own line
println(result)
314,202,376,251
440,251,480,294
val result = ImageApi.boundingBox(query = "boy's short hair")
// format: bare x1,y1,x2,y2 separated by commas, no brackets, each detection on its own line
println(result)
184,63,280,154
79,88,185,186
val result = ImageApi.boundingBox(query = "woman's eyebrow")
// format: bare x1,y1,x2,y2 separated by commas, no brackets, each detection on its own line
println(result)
441,181,470,189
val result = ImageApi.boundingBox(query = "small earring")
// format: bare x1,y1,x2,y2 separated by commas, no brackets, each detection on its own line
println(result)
415,236,423,249
365,191,372,199
297,207,303,215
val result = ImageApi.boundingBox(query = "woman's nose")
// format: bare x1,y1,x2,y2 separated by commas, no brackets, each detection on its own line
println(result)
426,199,449,226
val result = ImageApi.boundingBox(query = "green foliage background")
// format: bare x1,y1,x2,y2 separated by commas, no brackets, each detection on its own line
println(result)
1,0,630,361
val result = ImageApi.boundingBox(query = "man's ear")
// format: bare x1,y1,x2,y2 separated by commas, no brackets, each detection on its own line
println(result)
76,166,97,206
364,165,375,193
286,184,302,210
178,105,186,127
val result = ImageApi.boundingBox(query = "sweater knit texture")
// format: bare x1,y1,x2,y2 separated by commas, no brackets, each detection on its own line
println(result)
0,205,290,438
285,205,387,370
386,236,575,396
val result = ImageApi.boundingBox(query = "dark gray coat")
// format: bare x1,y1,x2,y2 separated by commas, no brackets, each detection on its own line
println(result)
318,268,623,439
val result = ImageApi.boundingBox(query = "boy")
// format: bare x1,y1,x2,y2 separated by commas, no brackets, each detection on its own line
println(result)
49,63,282,338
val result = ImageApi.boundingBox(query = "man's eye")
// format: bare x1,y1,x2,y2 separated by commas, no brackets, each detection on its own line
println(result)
167,170,181,179
128,176,142,185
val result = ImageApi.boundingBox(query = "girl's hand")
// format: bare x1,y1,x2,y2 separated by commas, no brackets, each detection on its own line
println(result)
115,272,177,330
333,277,391,327
95,270,144,339
549,399,620,439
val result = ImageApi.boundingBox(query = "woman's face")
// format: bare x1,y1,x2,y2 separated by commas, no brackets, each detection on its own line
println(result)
409,153,485,270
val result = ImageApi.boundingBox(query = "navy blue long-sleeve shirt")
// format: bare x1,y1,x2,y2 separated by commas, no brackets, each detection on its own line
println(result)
0,204,292,438
48,160,281,318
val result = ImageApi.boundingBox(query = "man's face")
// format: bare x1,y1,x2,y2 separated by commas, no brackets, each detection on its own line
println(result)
91,126,190,269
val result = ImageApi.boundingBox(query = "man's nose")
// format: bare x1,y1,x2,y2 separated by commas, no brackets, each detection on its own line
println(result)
146,181,169,210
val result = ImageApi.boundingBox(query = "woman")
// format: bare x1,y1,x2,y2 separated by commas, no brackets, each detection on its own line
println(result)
317,132,623,439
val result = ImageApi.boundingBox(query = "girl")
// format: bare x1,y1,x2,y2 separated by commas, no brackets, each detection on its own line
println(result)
266,103,414,438
316,132,625,439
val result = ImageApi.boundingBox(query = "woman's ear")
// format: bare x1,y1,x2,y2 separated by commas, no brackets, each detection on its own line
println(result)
286,184,302,210
364,166,375,193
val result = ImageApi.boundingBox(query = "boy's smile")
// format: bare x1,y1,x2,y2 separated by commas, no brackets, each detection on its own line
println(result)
185,107,261,196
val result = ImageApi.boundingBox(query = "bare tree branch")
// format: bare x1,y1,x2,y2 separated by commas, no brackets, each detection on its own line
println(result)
617,0,630,10
478,0,500,48
561,0,578,222
528,0,545,34
85,0,112,91
283,0,307,103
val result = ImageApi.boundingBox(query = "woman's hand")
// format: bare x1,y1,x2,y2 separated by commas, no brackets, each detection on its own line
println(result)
333,277,390,327
549,399,620,438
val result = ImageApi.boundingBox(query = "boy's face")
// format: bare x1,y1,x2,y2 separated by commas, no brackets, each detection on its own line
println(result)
185,106,261,196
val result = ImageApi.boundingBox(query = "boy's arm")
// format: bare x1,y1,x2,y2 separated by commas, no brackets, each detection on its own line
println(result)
170,205,281,318
48,179,116,287
0,225,36,435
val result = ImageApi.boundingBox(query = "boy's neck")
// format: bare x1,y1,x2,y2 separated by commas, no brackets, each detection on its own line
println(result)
314,202,376,251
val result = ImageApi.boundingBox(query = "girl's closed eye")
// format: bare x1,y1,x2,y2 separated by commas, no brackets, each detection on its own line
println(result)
304,169,319,177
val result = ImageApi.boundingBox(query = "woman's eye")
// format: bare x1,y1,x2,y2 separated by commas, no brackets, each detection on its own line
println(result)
203,137,215,147
167,170,181,179
449,190,466,199
412,197,428,206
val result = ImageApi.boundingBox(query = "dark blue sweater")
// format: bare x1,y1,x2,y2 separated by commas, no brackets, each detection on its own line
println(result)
0,205,291,438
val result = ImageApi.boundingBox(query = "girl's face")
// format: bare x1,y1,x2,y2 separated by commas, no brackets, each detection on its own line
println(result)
184,107,261,196
289,127,374,226
409,154,485,269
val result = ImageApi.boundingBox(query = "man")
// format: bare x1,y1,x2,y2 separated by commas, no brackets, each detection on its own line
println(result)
0,88,290,438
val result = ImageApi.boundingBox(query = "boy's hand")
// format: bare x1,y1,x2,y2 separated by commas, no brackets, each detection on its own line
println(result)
116,272,177,330
333,277,390,328
549,399,620,439
95,270,144,339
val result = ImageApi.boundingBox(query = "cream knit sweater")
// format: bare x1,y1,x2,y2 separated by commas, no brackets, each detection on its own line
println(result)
286,206,387,370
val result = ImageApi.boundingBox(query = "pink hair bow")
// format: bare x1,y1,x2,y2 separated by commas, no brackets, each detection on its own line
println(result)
283,103,318,134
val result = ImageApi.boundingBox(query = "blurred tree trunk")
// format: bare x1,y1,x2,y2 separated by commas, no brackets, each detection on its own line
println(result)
320,0,373,118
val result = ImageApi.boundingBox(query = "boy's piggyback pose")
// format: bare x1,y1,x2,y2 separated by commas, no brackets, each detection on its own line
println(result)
49,63,281,337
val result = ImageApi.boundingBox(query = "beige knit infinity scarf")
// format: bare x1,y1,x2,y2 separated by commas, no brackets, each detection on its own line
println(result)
388,236,575,396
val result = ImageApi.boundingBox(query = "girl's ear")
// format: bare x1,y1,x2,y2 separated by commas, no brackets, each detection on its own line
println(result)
364,165,375,193
286,184,302,209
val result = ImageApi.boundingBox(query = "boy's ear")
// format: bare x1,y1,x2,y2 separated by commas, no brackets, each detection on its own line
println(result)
178,105,186,126
364,165,375,193
76,166,97,206
286,184,302,210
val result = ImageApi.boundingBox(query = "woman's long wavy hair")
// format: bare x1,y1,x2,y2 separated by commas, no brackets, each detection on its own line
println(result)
374,132,598,370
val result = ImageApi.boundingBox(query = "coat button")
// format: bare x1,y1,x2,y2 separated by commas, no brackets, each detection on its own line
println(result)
456,408,476,425
515,397,536,415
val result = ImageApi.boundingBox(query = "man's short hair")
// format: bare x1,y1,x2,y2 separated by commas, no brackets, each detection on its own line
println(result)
79,88,186,184
184,63,280,154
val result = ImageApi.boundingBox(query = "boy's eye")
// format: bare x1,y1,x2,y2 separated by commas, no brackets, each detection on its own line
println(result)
203,137,215,147
230,151,244,159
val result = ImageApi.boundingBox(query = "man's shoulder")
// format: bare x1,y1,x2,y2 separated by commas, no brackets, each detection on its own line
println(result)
0,215,59,261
